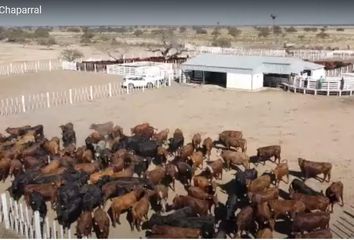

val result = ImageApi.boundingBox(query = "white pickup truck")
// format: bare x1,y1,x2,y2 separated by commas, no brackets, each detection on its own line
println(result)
121,75,165,89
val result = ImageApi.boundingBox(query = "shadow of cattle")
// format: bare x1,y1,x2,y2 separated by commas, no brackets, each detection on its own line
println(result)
289,170,303,179
274,219,292,236
279,188,291,200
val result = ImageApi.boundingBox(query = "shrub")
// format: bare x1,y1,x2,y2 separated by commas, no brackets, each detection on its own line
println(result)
5,28,29,43
179,26,186,33
316,32,329,39
257,27,271,38
80,31,94,43
303,27,318,32
228,27,241,37
37,37,56,47
285,27,297,33
133,29,143,37
336,28,345,32
211,37,231,48
66,27,81,33
60,49,84,62
33,27,50,38
195,27,207,34
273,26,282,35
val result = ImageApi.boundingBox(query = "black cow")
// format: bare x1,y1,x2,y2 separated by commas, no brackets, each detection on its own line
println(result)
225,194,238,220
168,137,184,154
29,191,47,219
147,207,197,228
56,197,82,229
8,171,38,200
289,179,323,196
135,141,158,158
80,184,103,211
176,161,194,186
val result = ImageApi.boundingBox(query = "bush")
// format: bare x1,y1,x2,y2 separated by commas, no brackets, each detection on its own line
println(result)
80,31,94,43
212,28,220,36
303,27,318,32
195,27,207,34
5,28,29,43
336,28,345,32
285,27,297,33
66,27,81,33
33,27,50,38
316,32,329,39
133,29,143,37
228,27,241,37
179,26,186,33
60,49,84,61
211,37,231,48
273,26,282,35
257,27,271,38
37,37,56,47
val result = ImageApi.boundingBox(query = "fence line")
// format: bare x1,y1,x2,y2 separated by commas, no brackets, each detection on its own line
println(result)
0,60,62,76
0,80,169,116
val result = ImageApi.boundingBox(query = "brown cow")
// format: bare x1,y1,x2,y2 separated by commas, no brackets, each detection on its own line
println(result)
111,164,135,179
0,157,11,181
268,199,306,221
224,137,247,152
145,166,166,185
74,162,100,175
219,130,243,144
130,191,150,231
272,160,289,186
173,128,184,139
171,195,209,216
152,129,169,143
76,211,93,238
202,137,213,160
40,159,61,175
247,175,271,193
290,192,330,212
93,207,110,239
42,137,60,155
189,151,204,169
9,159,23,177
89,131,105,143
75,147,94,163
187,186,218,212
24,182,61,207
6,125,31,137
249,187,279,205
221,150,250,170
131,123,151,134
298,158,332,182
90,167,115,184
165,163,178,190
179,143,194,160
205,158,224,180
255,202,275,230
257,145,281,164
236,206,254,237
296,229,332,239
192,133,202,149
156,146,168,165
110,188,145,225
153,184,169,212
256,228,273,239
150,225,201,239
292,212,330,234
90,121,114,136
325,181,344,212
193,175,215,193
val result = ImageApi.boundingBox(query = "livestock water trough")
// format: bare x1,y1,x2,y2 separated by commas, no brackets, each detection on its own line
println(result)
282,74,354,96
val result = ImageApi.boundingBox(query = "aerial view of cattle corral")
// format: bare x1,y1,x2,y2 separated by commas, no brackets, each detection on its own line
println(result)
0,66,354,239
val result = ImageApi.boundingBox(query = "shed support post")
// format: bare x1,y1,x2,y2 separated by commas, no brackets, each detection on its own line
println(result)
202,71,205,85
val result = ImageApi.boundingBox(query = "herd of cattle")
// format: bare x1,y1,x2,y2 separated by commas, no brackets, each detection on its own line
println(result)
0,122,345,239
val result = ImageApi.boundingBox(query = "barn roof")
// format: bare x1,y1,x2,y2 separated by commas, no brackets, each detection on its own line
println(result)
182,53,324,74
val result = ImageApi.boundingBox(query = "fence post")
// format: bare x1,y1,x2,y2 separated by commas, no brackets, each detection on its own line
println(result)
49,60,52,72
108,83,112,97
21,95,26,113
69,89,73,104
90,86,93,100
60,225,64,239
68,228,71,238
126,86,129,94
45,217,50,239
34,211,42,239
35,62,38,72
94,64,97,73
10,63,13,74
21,64,24,74
52,221,57,239
142,85,145,92
24,62,27,72
46,92,50,108
1,194,10,229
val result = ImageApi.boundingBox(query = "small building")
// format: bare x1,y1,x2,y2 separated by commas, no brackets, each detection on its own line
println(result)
181,54,325,90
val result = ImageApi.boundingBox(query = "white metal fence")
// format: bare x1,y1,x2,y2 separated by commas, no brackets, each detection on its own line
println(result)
0,60,62,76
0,193,74,239
325,64,354,77
0,81,167,116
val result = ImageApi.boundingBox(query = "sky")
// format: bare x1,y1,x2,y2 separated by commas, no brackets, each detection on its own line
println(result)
0,0,354,26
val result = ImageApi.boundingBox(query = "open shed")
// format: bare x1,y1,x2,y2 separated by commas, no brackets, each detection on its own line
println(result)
181,54,325,90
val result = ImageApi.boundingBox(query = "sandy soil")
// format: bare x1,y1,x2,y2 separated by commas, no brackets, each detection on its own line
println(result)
0,71,354,238
0,71,122,98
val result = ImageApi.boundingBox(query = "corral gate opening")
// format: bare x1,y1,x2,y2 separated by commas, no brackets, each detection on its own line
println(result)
188,70,226,88
263,73,289,88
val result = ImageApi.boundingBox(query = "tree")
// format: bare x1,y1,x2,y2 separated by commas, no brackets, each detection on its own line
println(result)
37,37,56,48
228,27,241,37
60,49,84,62
66,27,81,33
148,31,187,60
195,27,207,34
80,29,94,43
316,32,329,39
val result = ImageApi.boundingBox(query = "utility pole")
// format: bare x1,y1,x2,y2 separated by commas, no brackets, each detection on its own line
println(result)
270,14,277,49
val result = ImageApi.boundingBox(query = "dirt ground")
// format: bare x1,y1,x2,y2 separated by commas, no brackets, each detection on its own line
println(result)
0,71,354,238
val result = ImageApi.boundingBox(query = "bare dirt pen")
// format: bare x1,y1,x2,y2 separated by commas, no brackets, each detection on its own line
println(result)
0,71,122,98
0,72,354,238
